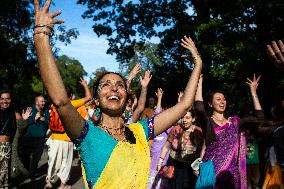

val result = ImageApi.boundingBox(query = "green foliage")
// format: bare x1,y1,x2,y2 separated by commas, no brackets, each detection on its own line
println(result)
32,76,44,94
56,55,87,98
0,0,79,109
89,66,108,94
79,0,284,114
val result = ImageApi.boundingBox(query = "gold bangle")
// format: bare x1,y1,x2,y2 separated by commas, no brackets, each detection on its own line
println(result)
33,31,52,36
34,24,54,33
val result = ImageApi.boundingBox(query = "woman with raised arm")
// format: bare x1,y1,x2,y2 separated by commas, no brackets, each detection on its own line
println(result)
33,0,202,188
124,70,152,125
157,90,205,189
148,88,170,189
194,74,263,189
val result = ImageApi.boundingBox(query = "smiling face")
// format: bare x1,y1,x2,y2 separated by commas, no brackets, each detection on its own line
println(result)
210,92,227,114
97,73,128,117
0,92,12,110
181,111,195,130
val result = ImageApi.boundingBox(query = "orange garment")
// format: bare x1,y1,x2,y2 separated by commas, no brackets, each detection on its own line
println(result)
50,98,85,142
262,164,284,189
77,104,96,120
77,106,88,120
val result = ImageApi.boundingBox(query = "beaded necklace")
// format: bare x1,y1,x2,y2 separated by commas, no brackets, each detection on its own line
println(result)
99,123,127,142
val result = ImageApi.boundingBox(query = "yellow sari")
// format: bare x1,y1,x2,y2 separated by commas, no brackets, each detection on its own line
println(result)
82,122,150,189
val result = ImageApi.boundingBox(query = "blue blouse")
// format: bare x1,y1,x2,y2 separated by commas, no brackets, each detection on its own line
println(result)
73,118,153,188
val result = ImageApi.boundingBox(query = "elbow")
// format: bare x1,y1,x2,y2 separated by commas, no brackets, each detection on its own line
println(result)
52,98,70,108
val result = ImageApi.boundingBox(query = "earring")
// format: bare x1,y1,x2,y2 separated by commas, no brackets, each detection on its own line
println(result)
95,107,101,117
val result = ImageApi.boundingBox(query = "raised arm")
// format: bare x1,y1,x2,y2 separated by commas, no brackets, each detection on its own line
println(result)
155,88,164,112
195,75,203,102
154,36,202,136
79,77,92,104
267,40,284,71
33,0,83,139
246,74,262,111
126,63,141,90
131,70,152,122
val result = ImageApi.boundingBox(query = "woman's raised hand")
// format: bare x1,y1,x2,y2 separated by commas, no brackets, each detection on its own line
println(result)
267,40,284,71
181,36,201,65
79,77,88,87
34,0,64,36
177,91,183,103
128,63,141,81
140,70,152,88
155,88,164,100
246,74,261,95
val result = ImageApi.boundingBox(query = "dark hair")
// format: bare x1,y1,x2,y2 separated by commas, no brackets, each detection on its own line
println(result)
208,90,226,104
0,89,12,98
93,72,128,98
0,89,15,112
273,84,284,118
66,86,74,99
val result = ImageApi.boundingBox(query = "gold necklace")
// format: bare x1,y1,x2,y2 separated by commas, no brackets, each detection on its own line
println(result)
211,116,226,124
99,123,127,141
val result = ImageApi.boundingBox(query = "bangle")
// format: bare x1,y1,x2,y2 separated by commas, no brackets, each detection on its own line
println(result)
192,54,201,62
33,31,52,36
159,157,164,160
34,24,54,36
34,24,54,32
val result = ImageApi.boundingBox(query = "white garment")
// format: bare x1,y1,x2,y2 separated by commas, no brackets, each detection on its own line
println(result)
46,138,74,183
269,146,277,167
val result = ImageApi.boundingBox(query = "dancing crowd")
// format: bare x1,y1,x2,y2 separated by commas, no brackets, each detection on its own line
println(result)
0,0,284,189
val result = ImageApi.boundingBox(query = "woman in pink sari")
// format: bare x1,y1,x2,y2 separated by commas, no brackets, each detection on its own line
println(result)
194,74,264,189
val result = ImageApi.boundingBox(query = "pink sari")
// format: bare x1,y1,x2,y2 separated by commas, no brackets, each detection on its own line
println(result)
203,116,247,189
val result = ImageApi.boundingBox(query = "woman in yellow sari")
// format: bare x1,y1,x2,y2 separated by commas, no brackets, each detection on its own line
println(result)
33,0,202,188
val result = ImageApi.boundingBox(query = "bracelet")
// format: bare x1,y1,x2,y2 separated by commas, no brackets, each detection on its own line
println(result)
159,157,164,160
34,24,54,36
192,54,201,62
252,95,258,98
34,24,54,32
33,31,52,36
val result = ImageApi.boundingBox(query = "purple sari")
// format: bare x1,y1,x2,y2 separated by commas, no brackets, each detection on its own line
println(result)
202,116,247,189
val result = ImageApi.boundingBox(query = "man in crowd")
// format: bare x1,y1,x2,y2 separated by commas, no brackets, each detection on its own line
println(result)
21,94,49,179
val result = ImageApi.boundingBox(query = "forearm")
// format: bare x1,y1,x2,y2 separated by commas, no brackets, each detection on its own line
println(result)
158,141,171,168
17,119,28,130
83,84,92,104
34,35,69,106
200,141,206,159
250,91,262,111
154,63,202,135
156,96,162,110
160,141,171,159
195,77,203,101
34,35,83,138
132,87,147,122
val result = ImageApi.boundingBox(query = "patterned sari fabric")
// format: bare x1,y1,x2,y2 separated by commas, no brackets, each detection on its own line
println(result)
202,116,247,189
0,142,11,188
76,121,151,189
